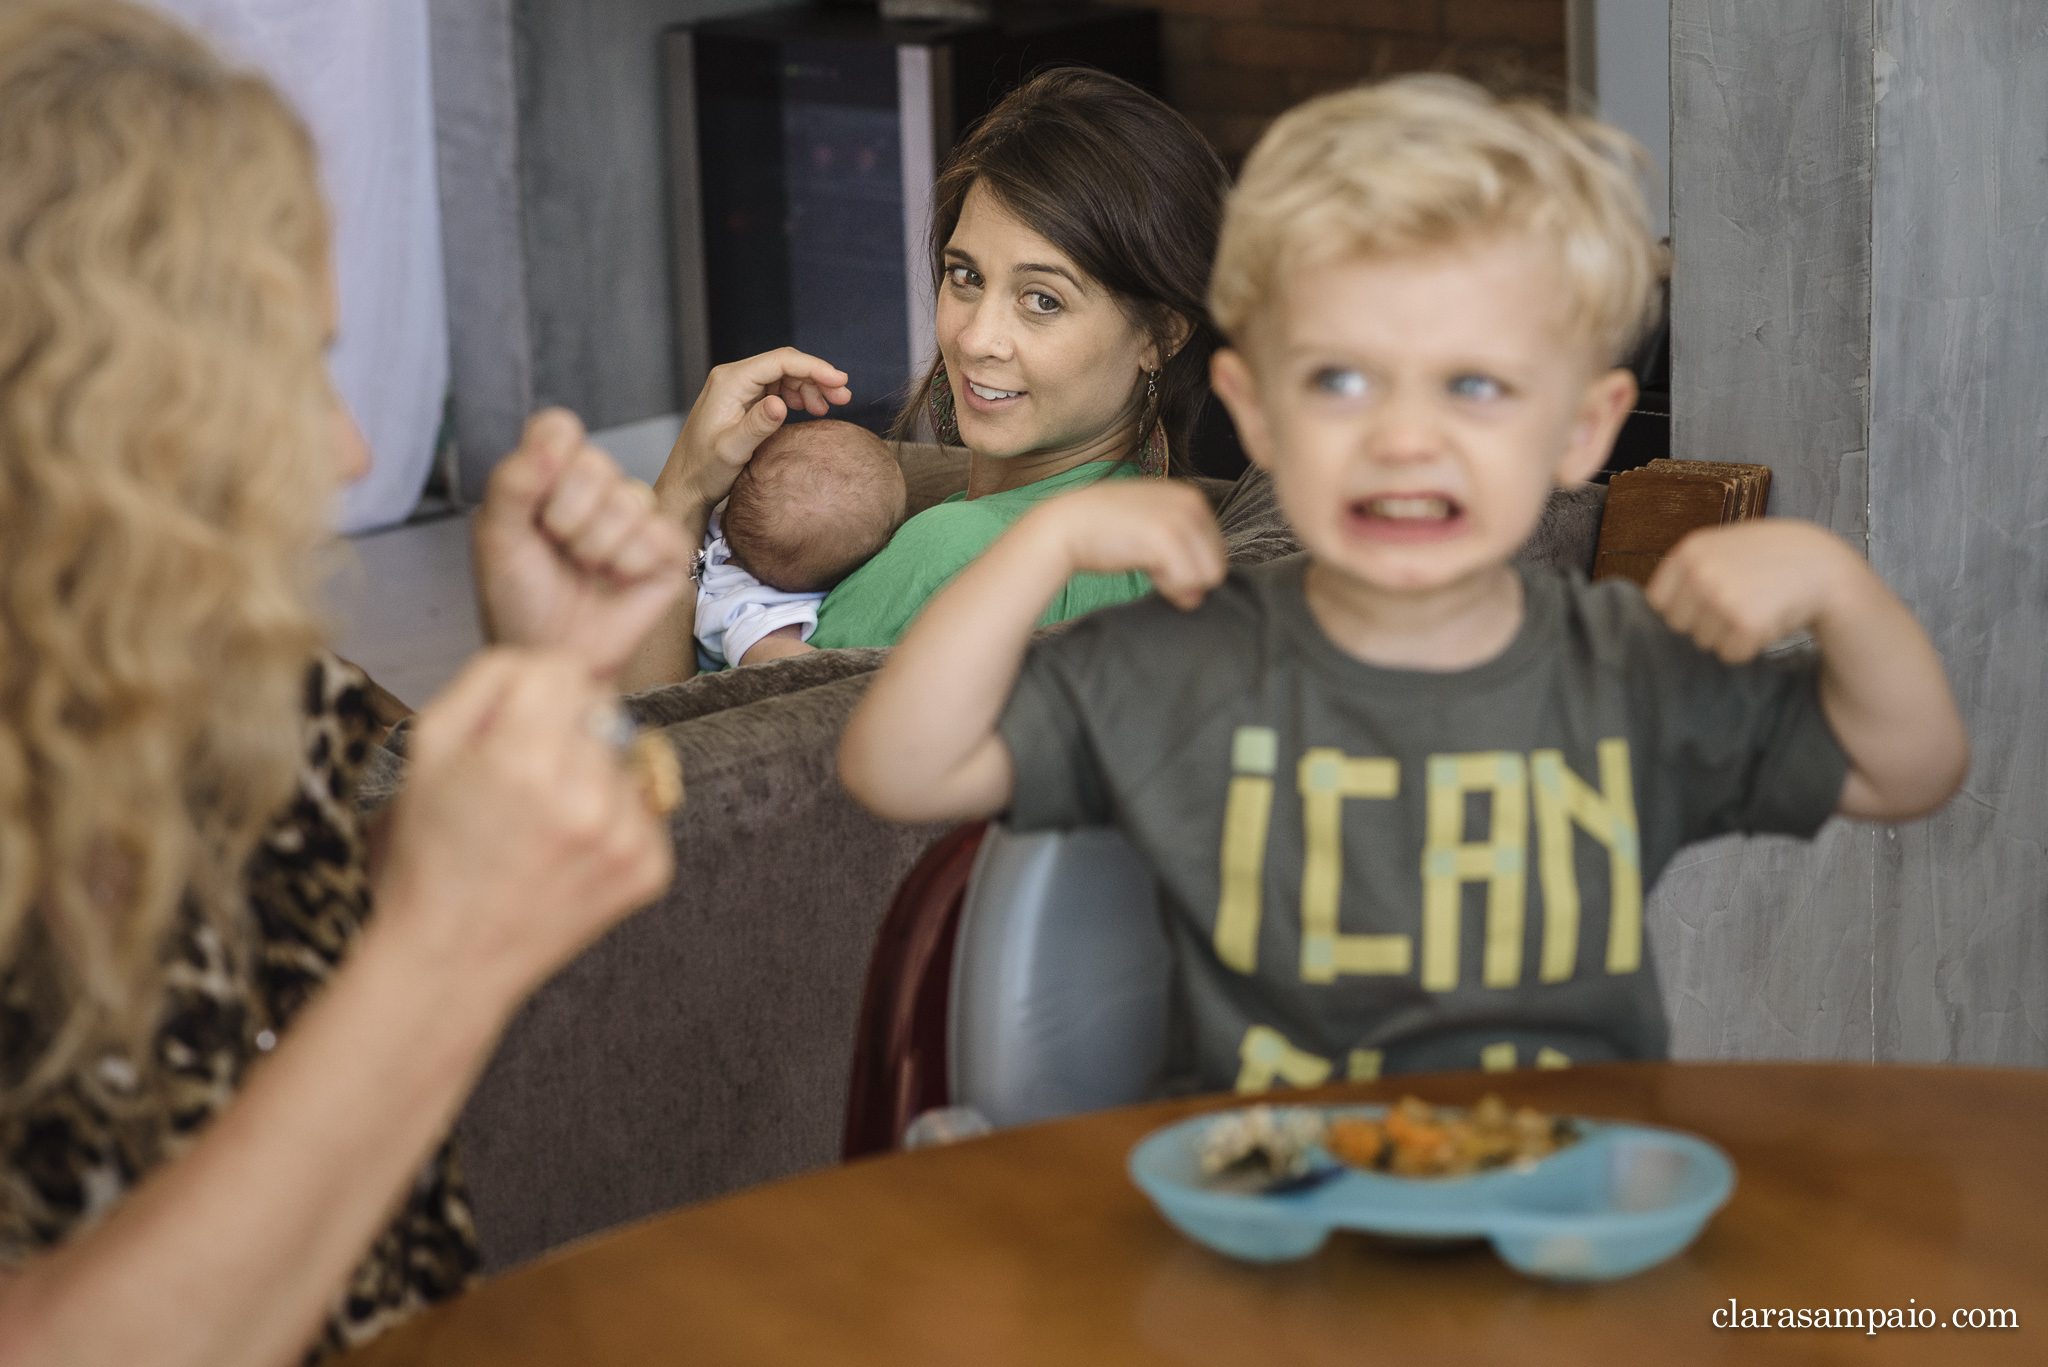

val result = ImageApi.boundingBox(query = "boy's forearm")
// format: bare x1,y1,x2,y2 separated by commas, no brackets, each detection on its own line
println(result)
1814,566,1968,821
841,515,1071,822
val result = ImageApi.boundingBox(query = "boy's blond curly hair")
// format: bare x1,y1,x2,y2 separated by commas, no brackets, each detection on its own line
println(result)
1211,75,1664,365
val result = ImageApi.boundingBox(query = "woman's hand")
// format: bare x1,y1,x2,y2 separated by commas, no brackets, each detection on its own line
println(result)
656,348,853,515
472,409,691,682
618,349,851,690
376,648,676,1009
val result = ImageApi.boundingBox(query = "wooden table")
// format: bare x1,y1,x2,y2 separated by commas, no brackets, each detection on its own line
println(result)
342,1064,2045,1365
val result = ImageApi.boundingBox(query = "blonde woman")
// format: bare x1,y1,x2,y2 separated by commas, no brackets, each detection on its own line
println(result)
0,4,690,1363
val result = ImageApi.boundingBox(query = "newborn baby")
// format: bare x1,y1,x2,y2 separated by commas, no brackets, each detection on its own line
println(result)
724,419,906,592
693,419,908,668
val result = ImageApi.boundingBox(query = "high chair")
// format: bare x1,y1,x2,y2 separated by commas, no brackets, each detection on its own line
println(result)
842,822,1171,1156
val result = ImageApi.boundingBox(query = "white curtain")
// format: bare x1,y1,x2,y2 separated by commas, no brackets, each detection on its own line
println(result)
150,0,449,533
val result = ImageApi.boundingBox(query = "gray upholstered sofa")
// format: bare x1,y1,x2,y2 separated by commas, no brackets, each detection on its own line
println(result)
403,446,1607,1273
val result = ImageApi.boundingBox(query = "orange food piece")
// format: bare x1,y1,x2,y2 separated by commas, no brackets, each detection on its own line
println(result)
1325,1118,1385,1168
1362,1093,1573,1177
1389,1126,1456,1175
1382,1098,1434,1144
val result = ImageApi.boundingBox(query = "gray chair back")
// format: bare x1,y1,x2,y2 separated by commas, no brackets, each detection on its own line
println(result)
947,824,1173,1129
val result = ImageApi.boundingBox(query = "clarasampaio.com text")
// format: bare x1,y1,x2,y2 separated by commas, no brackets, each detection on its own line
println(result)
1714,1300,2017,1333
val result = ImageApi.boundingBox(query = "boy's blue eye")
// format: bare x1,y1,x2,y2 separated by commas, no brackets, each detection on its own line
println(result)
1312,368,1368,399
1449,373,1505,401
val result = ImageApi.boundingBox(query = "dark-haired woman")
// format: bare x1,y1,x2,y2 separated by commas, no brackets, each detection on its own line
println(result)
622,68,1228,684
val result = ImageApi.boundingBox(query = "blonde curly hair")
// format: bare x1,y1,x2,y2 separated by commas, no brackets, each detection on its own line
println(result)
0,1,337,1095
1210,75,1664,365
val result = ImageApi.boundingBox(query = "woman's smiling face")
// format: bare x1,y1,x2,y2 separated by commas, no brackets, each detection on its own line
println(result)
936,181,1158,465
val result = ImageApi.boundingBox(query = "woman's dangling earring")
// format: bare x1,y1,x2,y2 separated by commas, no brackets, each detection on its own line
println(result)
1138,367,1168,477
926,359,962,446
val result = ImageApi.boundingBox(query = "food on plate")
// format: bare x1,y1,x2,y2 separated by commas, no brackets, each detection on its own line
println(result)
1327,1094,1577,1177
1193,1095,1579,1193
1196,1105,1325,1189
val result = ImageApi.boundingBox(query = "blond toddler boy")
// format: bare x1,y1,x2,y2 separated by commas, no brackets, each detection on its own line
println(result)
839,78,1967,1091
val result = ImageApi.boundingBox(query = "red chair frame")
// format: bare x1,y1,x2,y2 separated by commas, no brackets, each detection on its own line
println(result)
841,822,987,1159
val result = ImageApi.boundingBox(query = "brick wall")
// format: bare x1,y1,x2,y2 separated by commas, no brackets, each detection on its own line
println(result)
1157,0,1568,167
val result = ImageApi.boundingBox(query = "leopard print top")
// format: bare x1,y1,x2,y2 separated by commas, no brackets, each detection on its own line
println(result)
0,657,479,1360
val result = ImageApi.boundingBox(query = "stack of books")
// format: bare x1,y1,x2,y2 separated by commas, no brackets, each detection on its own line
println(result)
1592,459,1772,587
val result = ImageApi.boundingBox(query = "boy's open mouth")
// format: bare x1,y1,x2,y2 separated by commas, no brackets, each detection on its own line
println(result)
1346,492,1467,543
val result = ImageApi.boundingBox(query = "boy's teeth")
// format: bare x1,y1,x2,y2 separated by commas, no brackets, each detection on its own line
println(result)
1370,496,1452,520
969,382,1022,401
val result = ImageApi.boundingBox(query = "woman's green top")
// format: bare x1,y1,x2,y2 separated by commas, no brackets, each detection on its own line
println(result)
809,458,1150,648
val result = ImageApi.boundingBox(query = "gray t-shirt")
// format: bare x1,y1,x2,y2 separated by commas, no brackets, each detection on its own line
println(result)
996,555,1848,1093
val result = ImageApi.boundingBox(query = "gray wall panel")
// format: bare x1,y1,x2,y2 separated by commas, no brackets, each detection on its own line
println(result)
1664,0,1877,1060
1670,0,1872,542
512,0,792,432
1670,0,2047,1067
1650,828,1877,1060
1868,0,2048,1066
428,0,533,498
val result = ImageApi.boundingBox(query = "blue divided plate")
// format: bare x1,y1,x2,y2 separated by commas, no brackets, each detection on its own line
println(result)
1128,1105,1735,1280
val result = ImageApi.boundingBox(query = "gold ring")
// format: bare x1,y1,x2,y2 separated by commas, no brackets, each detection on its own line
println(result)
627,732,685,816
623,478,658,511
586,700,683,815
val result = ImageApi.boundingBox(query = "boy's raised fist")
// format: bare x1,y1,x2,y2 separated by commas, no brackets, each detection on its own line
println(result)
1022,480,1228,610
1645,519,1862,664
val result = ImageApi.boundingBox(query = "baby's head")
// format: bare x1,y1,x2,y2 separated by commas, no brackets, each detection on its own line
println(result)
1208,76,1661,593
723,419,907,593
